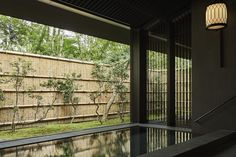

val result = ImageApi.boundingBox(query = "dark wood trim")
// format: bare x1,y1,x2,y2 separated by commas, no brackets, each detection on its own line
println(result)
0,0,130,45
167,21,176,126
130,28,148,123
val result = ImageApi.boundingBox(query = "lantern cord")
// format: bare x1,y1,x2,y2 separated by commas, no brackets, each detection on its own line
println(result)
220,30,224,68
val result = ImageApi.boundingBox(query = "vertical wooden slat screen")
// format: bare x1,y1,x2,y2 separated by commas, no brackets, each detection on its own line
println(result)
147,12,191,127
174,131,192,144
173,12,192,128
147,36,168,123
146,127,192,153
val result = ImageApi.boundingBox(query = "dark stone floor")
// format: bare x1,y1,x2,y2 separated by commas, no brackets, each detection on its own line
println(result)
211,141,236,157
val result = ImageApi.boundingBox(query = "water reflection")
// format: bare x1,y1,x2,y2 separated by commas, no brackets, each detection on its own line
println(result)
0,127,191,157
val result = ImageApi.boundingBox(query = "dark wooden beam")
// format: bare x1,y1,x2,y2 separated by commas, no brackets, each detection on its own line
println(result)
167,21,176,126
0,0,130,45
130,28,148,123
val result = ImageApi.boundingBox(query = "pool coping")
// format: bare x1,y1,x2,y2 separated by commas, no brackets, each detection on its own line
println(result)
0,123,191,149
138,130,236,157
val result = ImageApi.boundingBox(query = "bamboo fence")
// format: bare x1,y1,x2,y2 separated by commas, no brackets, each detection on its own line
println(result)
0,51,130,130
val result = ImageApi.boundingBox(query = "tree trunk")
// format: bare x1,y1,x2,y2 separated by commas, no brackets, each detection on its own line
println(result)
11,109,16,132
118,101,125,122
35,26,47,52
102,89,117,121
70,105,77,124
12,86,19,132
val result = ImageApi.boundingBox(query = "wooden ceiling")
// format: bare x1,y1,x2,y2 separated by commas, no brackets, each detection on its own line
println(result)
52,0,191,27
0,0,191,44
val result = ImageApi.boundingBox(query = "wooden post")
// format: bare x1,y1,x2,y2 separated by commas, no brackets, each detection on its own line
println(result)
167,21,176,126
130,28,148,123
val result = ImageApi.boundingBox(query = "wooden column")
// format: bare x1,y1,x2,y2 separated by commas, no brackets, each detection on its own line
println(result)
130,28,148,123
167,21,176,126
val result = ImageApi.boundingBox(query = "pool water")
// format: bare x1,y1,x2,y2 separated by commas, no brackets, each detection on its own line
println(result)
0,127,191,157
